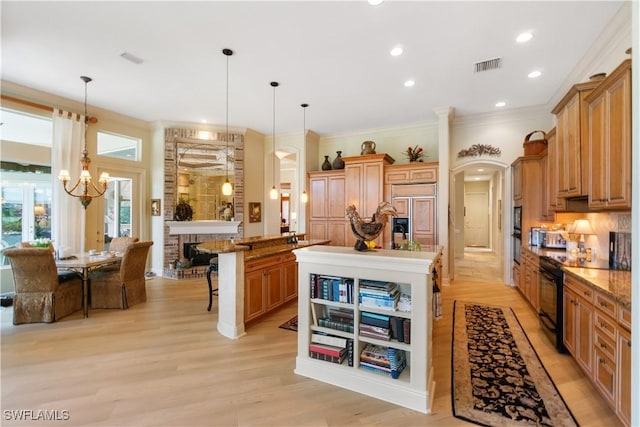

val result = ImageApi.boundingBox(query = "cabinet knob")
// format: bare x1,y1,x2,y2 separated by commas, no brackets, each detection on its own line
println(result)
600,342,607,350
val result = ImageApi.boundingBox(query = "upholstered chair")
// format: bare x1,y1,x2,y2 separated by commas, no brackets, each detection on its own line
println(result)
108,236,139,253
89,241,153,309
3,247,83,325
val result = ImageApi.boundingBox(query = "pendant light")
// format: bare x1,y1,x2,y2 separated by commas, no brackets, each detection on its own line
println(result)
269,81,279,200
58,76,109,209
221,48,234,196
300,103,309,204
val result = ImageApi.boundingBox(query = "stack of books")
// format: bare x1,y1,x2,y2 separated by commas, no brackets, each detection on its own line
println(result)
359,343,406,379
309,333,353,365
360,312,410,343
317,307,354,333
310,274,354,303
358,280,400,311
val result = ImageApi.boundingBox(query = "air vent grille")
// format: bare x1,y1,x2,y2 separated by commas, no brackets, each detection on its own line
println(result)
474,57,502,73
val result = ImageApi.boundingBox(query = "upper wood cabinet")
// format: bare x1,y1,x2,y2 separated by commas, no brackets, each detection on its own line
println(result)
544,127,567,214
384,162,438,185
343,153,394,247
586,59,631,210
512,155,543,234
308,170,348,246
551,80,601,199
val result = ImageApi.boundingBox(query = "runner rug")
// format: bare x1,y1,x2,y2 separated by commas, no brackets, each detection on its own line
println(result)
278,315,298,332
452,301,578,426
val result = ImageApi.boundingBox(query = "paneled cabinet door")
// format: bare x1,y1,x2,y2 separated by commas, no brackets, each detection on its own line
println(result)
617,327,631,426
563,288,577,356
245,269,266,322
575,296,594,375
309,176,328,219
413,197,436,246
587,60,631,210
265,264,284,311
283,256,298,302
512,160,523,201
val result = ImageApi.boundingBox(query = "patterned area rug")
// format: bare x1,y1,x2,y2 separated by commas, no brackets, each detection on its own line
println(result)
452,301,578,426
279,315,298,332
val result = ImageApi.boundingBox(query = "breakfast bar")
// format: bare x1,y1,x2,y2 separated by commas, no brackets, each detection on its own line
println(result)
197,234,329,339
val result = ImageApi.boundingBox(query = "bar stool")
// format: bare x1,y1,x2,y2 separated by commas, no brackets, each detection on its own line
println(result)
206,255,219,311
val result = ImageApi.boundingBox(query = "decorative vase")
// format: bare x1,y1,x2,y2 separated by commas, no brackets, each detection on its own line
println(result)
332,151,345,170
321,156,332,170
360,140,376,155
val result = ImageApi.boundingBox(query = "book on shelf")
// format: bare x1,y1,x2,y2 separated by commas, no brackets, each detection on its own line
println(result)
360,311,390,328
359,323,391,341
311,332,348,348
389,316,405,342
359,343,406,379
359,294,399,311
318,318,354,333
311,275,354,303
359,282,399,297
403,319,411,344
309,343,347,358
347,338,354,367
310,350,347,364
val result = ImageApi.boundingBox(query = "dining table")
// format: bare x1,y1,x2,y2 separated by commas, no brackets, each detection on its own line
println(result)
55,252,122,318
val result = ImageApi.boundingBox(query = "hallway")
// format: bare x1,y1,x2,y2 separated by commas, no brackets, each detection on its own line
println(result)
454,248,503,283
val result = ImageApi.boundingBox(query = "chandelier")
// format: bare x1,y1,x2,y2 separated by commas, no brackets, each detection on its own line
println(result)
58,76,109,209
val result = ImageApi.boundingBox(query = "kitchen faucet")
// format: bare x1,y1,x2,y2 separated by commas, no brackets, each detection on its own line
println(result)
391,225,407,249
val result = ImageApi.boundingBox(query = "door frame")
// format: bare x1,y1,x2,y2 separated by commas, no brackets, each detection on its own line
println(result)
450,160,511,285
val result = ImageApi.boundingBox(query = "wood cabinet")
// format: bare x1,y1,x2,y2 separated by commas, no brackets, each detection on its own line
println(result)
563,271,632,426
511,155,543,236
308,170,348,246
543,128,567,215
343,153,394,248
245,253,297,323
384,162,438,185
551,80,600,199
586,59,632,210
617,326,631,426
512,262,521,288
520,248,539,312
282,252,298,303
563,275,594,376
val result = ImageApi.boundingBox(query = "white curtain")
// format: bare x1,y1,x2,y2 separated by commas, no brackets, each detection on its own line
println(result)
51,109,86,253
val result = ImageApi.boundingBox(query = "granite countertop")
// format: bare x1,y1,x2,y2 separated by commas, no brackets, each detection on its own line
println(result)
526,244,631,309
244,239,330,261
197,239,330,260
233,233,306,246
563,267,631,309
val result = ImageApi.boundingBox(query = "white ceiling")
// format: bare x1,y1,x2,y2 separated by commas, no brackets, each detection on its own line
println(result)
1,1,625,137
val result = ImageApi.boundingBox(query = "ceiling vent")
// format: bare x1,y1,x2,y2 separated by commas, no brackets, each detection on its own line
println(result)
474,57,502,73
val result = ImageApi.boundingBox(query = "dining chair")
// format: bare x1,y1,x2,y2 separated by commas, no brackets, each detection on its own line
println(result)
107,236,139,253
89,240,153,309
3,247,83,324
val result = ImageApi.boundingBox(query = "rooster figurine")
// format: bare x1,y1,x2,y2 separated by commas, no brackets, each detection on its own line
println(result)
346,202,397,251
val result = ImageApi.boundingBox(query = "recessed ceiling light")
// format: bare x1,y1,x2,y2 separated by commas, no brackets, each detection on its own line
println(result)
477,168,484,172
528,70,542,79
201,119,207,123
475,177,480,181
516,32,533,43
404,80,415,87
390,46,403,56
495,101,506,107
368,0,384,5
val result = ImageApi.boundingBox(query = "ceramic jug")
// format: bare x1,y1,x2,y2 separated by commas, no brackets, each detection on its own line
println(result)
361,140,376,155
332,151,345,170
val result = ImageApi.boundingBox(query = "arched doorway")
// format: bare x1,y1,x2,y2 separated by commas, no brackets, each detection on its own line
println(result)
450,160,511,284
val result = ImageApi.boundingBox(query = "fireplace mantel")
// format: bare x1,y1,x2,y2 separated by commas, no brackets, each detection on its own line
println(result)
166,220,241,235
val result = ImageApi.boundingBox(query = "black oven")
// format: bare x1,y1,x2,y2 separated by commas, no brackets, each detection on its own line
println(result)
538,256,566,352
512,206,522,264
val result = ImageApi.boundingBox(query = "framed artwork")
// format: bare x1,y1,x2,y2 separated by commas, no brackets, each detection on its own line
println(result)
151,199,161,216
249,202,262,223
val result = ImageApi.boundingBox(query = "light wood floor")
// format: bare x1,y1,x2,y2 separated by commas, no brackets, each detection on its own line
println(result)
1,267,621,426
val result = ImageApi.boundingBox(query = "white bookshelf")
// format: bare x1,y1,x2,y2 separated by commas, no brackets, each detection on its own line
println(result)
293,245,442,414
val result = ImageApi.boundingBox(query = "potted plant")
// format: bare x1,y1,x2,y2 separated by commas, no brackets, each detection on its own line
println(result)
174,197,193,221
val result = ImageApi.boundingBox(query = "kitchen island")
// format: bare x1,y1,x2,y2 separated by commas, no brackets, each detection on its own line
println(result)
197,235,329,339
293,245,443,413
